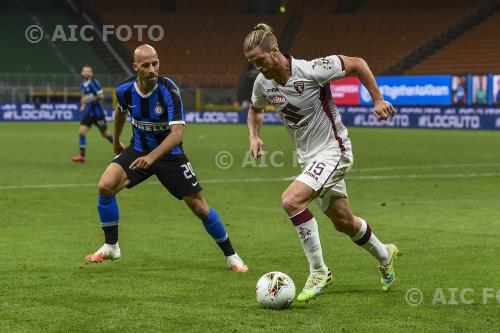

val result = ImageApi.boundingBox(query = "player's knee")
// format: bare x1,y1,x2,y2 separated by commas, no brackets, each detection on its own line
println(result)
188,199,209,218
98,178,118,196
194,204,209,219
281,194,302,215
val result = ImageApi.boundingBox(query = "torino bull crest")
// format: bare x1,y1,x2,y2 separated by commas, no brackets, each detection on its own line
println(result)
293,81,304,95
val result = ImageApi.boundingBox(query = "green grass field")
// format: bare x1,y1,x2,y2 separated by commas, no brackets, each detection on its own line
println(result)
1,122,499,332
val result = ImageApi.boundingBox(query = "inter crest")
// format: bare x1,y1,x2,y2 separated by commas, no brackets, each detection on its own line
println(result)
293,81,304,95
154,102,163,115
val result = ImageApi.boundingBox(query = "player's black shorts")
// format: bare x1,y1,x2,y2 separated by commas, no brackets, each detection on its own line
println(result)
81,115,107,132
112,146,202,200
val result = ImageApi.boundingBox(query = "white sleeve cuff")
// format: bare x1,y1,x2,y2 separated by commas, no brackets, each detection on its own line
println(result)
169,120,186,125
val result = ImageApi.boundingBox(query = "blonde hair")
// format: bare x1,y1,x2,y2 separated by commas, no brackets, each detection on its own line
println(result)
243,23,278,53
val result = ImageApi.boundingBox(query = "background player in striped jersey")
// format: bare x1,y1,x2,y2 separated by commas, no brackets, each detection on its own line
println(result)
72,66,113,162
84,45,248,272
244,24,399,301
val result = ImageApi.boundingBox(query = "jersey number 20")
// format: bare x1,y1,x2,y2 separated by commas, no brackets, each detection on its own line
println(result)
181,163,196,179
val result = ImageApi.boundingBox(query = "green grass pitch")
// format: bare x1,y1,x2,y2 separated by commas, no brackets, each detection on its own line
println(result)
0,122,499,332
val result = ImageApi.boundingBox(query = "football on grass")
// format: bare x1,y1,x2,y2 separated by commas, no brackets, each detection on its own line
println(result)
256,272,296,309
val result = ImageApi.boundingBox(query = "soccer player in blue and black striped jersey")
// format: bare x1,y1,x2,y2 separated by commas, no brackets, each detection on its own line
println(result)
84,45,248,272
72,66,113,162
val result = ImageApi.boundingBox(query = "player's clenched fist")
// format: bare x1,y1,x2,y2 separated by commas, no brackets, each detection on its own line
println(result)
249,136,264,158
373,99,395,121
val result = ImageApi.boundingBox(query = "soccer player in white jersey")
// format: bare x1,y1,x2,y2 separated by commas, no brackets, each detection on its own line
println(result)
244,23,399,301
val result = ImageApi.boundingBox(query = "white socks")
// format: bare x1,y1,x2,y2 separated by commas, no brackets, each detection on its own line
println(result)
351,218,389,264
291,209,328,275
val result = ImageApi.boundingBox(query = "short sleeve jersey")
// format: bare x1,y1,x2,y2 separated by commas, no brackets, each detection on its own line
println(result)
251,55,352,163
115,76,185,154
80,79,104,117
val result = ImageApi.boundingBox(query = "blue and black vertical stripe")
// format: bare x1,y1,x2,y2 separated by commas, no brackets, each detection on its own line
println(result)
81,79,104,117
115,76,184,155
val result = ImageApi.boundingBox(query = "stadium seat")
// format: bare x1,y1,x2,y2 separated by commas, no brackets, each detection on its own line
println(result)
407,9,500,74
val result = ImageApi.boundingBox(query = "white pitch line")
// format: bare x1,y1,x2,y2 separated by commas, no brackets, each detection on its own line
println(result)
0,183,97,189
350,162,500,172
347,172,500,180
0,163,497,189
1,173,499,190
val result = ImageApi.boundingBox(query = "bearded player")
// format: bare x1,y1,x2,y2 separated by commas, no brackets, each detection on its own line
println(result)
84,45,248,273
244,23,399,301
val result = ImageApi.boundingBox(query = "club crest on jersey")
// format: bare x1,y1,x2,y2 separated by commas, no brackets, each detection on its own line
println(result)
154,103,163,115
269,95,286,107
293,81,304,95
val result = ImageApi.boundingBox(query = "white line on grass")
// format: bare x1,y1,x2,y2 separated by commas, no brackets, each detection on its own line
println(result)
1,172,499,190
347,172,500,180
350,162,500,172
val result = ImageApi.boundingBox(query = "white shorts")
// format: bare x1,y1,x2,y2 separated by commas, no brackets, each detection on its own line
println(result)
296,150,353,212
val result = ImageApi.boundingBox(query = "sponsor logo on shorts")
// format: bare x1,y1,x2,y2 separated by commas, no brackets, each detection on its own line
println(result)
304,170,320,181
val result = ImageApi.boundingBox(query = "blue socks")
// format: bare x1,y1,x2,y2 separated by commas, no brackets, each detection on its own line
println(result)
79,135,86,156
95,201,234,252
98,194,119,227
202,208,235,256
202,208,228,242
98,194,119,245
106,134,113,143
79,135,86,148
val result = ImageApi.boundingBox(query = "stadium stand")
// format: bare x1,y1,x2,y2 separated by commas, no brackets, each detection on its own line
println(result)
86,0,496,85
292,0,491,75
35,10,109,76
0,3,63,73
2,0,499,94
0,1,109,78
406,6,500,75
83,0,288,87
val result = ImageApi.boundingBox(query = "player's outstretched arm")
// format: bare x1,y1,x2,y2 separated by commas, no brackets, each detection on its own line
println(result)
248,104,264,158
129,124,184,170
113,106,127,154
340,55,394,120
